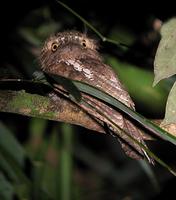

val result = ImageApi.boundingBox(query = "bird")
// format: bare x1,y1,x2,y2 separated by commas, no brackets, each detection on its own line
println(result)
39,30,153,163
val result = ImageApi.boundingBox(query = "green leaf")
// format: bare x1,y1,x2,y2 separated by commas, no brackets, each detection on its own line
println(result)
162,81,176,125
153,18,176,86
48,74,82,102
0,122,26,166
0,145,31,199
26,120,56,200
71,81,176,146
40,131,60,200
0,173,14,200
0,123,31,198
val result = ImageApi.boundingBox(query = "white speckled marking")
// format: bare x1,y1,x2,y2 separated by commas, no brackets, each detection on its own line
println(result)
119,94,130,104
83,68,93,79
110,76,122,91
67,59,82,71
64,59,94,80
83,68,91,74
110,76,117,82
60,37,65,41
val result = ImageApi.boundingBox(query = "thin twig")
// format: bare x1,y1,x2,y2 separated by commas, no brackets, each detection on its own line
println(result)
56,0,129,50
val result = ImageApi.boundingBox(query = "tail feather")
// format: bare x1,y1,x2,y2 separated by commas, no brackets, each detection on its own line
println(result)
122,119,154,164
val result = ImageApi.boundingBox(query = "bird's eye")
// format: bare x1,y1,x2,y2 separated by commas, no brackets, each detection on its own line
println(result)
51,42,59,52
82,40,87,47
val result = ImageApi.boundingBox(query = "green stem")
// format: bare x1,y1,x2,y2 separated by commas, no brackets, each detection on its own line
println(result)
60,124,73,200
56,0,129,49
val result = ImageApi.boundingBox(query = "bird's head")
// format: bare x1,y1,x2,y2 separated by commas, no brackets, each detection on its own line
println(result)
39,31,102,71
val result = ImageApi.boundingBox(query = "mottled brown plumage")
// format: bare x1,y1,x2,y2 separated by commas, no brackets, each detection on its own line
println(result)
39,30,153,163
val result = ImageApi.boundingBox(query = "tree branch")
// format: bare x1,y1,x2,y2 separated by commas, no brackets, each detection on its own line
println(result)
1,88,175,140
0,89,104,133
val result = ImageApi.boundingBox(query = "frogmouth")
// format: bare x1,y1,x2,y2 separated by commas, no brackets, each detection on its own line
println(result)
39,30,153,163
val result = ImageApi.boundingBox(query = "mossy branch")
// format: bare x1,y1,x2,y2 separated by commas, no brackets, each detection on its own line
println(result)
0,89,104,133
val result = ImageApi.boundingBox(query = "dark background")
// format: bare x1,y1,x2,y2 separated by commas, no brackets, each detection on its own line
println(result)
0,0,176,199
